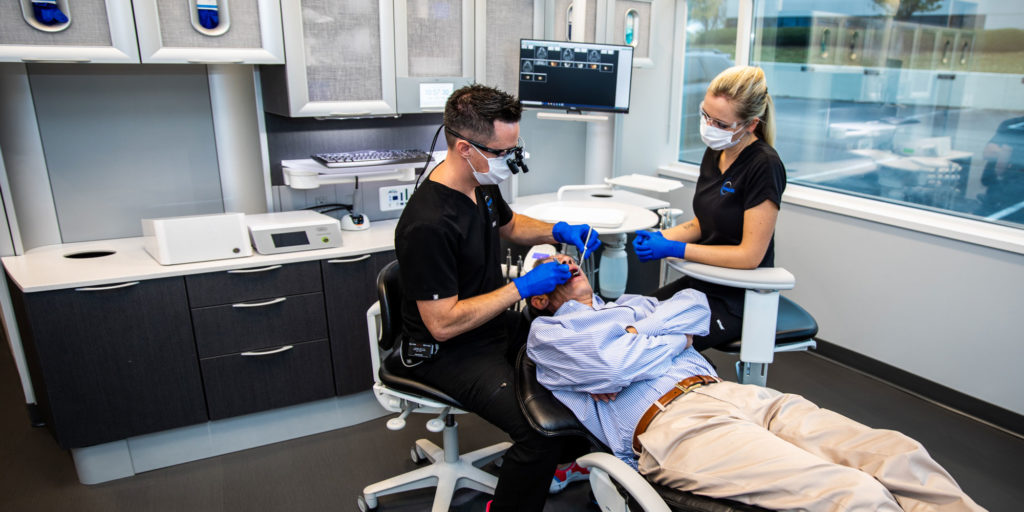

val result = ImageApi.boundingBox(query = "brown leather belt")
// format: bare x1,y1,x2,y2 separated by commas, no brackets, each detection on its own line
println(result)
632,375,720,454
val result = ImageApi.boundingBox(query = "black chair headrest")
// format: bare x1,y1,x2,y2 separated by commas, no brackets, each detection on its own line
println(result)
514,345,606,448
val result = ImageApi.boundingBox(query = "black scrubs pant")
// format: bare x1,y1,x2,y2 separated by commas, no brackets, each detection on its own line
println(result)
653,276,743,351
403,310,583,511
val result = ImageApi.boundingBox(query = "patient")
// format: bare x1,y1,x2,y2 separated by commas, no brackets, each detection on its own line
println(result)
524,252,984,511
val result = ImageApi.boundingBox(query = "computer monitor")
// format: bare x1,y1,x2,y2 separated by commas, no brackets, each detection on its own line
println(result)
518,39,634,114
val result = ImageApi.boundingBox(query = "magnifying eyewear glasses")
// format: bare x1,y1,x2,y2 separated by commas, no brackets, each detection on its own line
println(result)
699,102,748,131
445,127,524,157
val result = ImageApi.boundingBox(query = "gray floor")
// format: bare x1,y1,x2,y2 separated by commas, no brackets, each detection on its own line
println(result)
1,344,1021,511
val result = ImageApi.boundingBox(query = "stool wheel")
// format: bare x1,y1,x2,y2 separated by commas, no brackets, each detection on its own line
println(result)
357,495,377,512
411,445,426,464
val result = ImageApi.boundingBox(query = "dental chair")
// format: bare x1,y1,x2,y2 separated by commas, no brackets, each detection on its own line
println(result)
516,346,769,512
663,258,818,386
514,260,819,511
358,261,510,512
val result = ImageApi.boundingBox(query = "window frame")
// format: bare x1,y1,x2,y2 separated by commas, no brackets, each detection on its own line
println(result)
666,0,1024,256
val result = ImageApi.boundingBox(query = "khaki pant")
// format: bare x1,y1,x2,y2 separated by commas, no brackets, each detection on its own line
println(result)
636,382,984,512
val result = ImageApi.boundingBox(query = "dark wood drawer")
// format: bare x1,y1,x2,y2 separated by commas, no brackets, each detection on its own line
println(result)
185,261,322,307
200,339,335,420
10,276,207,448
191,292,327,358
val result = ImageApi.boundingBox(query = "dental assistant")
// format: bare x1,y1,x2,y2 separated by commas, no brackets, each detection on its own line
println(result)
633,66,785,351
393,84,599,512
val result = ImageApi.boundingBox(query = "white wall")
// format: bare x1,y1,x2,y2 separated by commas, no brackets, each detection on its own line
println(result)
776,202,1024,415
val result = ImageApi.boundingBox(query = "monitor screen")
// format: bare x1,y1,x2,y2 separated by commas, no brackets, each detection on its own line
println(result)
518,39,634,114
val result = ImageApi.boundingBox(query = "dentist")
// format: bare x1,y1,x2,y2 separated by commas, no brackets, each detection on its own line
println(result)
633,66,786,352
393,84,599,512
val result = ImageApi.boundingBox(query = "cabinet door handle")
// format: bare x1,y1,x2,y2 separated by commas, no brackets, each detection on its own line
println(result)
75,281,140,292
241,345,294,357
227,265,282,274
327,112,372,117
187,60,244,65
327,255,371,264
232,297,287,308
22,58,92,63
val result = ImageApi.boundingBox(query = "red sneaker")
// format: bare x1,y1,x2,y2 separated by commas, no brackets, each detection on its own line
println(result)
549,462,590,494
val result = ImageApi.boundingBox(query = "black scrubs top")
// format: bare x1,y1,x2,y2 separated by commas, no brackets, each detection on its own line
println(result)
394,179,514,345
692,138,786,315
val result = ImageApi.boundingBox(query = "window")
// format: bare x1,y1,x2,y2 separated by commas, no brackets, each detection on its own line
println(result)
678,0,737,163
678,1,1024,230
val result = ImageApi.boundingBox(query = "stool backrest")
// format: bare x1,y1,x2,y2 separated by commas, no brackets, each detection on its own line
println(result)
377,260,404,351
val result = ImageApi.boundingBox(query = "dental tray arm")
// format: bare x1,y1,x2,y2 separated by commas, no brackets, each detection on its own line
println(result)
576,452,671,512
665,258,795,291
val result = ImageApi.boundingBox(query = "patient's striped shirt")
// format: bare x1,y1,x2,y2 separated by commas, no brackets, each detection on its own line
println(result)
526,289,718,468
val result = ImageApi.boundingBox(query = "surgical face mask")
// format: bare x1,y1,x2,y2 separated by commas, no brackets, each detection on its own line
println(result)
467,146,514,185
699,115,747,151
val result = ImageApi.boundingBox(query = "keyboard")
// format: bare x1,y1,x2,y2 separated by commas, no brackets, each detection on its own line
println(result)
312,149,431,168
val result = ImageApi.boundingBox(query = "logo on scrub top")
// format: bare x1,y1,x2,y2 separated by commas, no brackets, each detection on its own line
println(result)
485,195,496,226
720,181,736,196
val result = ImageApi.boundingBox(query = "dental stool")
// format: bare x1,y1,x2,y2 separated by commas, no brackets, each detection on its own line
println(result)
515,346,770,512
359,261,510,512
664,259,818,386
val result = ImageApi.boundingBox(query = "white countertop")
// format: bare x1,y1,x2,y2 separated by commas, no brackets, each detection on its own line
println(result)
510,188,670,211
3,220,399,293
4,189,672,293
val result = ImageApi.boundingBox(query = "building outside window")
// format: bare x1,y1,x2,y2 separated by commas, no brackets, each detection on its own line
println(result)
678,0,1024,229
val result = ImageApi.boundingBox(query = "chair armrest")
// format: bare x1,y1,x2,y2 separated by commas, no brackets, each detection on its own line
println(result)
576,452,670,512
666,258,794,291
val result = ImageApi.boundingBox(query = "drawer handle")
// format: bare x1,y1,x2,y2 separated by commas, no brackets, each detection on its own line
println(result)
75,281,140,292
227,265,282,274
241,345,294,357
327,255,371,264
232,297,287,308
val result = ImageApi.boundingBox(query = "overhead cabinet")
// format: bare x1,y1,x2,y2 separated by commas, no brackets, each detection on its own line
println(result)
0,0,283,64
261,0,544,118
393,0,475,113
260,0,398,117
132,0,285,63
0,0,139,63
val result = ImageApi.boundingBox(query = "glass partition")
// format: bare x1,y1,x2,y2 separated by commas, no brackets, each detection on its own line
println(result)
679,0,1024,229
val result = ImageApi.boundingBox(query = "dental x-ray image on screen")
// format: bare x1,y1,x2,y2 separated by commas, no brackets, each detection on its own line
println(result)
518,39,634,114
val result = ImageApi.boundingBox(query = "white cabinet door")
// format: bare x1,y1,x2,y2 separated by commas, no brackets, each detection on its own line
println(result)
475,0,543,95
132,0,284,64
261,0,397,117
394,0,474,114
0,0,139,63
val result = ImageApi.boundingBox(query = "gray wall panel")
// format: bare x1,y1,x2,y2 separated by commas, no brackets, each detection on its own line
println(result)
29,64,223,243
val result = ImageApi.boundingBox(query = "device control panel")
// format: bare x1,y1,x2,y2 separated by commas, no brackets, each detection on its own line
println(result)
379,184,415,212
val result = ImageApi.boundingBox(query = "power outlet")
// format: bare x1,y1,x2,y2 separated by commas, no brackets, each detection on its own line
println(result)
379,184,415,212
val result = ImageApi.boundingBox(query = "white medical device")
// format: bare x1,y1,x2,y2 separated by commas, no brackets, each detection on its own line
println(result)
142,212,252,265
246,211,343,255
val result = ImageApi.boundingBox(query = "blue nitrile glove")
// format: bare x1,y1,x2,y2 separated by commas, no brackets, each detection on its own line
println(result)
32,1,68,25
633,230,686,262
513,261,572,298
197,3,220,29
552,221,602,260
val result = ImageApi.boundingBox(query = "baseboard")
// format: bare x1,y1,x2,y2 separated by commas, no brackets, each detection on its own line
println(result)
813,339,1024,437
